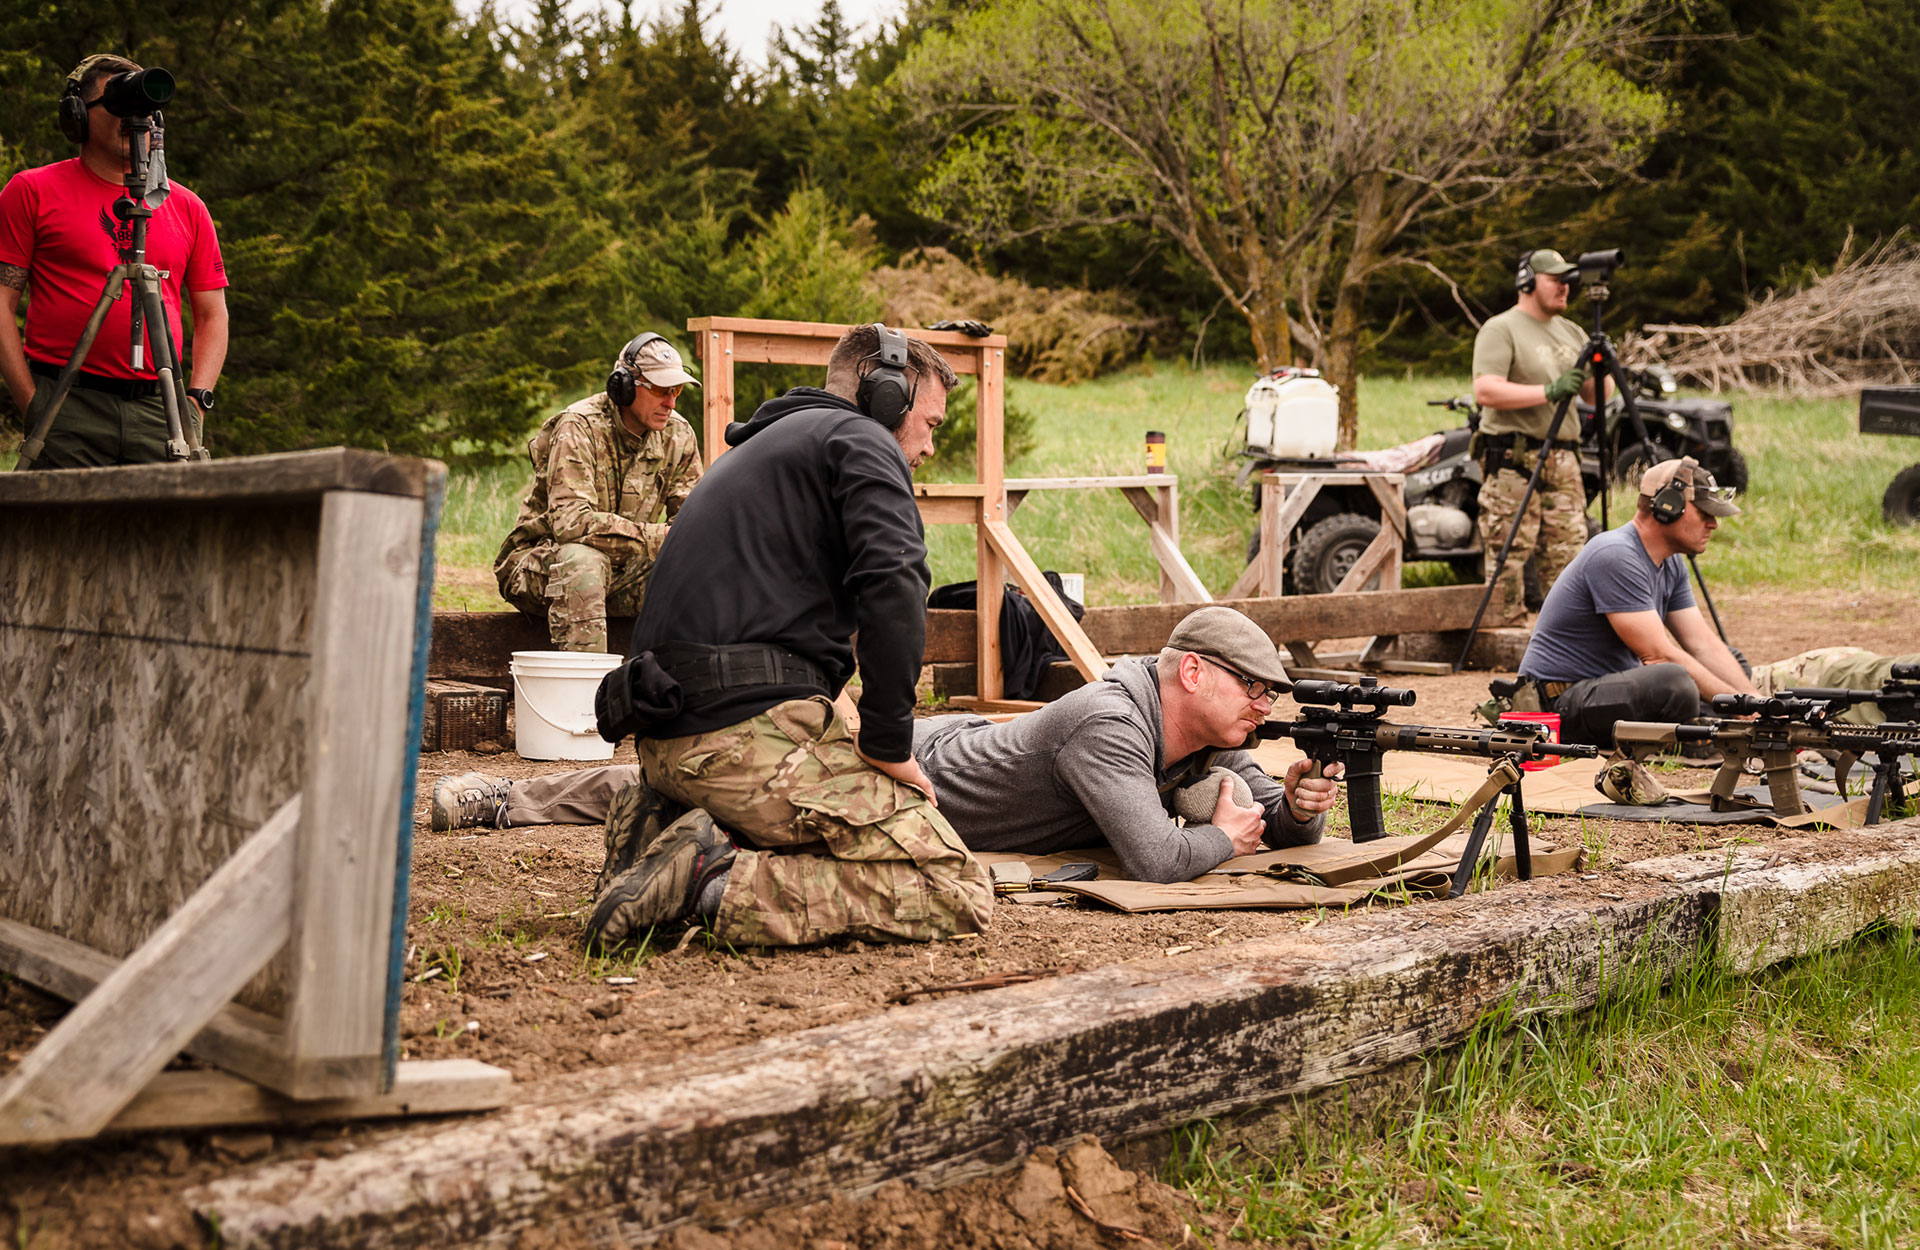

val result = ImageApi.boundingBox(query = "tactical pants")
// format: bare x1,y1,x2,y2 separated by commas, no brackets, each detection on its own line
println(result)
1477,447,1587,619
1550,663,1702,749
502,763,640,826
637,696,992,947
22,376,174,469
1752,647,1920,725
497,540,653,653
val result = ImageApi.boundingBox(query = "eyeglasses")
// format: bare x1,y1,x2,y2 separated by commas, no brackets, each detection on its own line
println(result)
1197,655,1279,707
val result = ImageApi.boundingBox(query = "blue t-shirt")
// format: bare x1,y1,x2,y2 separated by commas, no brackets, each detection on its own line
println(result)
1519,523,1696,680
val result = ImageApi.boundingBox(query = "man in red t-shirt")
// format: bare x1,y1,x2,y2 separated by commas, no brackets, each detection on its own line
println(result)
0,54,229,468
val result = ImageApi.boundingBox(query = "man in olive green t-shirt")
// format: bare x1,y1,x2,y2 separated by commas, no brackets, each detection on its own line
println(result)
1469,247,1597,618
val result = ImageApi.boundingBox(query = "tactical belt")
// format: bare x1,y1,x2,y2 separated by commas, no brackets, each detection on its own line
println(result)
655,642,830,703
29,358,160,400
1524,678,1574,702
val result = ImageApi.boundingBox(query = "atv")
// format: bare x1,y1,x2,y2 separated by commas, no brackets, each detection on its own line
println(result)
1584,361,1747,490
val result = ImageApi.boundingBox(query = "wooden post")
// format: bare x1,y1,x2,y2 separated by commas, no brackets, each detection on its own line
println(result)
975,344,1006,700
698,327,736,467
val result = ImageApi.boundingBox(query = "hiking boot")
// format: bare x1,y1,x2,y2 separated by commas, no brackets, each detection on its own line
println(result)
431,772,510,831
1595,758,1670,806
592,780,687,900
585,809,735,949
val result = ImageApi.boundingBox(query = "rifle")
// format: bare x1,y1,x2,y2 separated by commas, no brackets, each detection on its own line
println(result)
1252,678,1599,843
1782,661,1920,724
1614,693,1920,822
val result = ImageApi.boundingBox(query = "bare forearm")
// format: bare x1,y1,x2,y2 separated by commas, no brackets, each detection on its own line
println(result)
0,273,31,414
1695,638,1758,696
188,302,228,390
1474,375,1546,410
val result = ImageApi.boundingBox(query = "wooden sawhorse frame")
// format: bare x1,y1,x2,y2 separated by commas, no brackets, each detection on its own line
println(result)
1004,474,1210,605
688,316,1109,705
0,451,509,1142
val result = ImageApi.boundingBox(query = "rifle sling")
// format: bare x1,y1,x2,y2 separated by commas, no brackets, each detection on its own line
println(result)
1278,758,1524,887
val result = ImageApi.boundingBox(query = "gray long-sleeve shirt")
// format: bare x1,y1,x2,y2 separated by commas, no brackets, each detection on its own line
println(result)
912,657,1323,883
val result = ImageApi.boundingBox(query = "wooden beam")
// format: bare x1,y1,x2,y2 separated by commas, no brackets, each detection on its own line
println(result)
0,918,290,1092
1120,486,1210,605
695,327,736,466
915,497,979,525
190,822,1920,1247
1329,527,1399,595
286,493,423,1100
0,448,429,508
0,798,298,1144
982,519,1108,683
105,1060,512,1135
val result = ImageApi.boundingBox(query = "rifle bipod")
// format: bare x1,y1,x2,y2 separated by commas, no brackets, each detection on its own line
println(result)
1865,751,1915,826
1449,755,1534,898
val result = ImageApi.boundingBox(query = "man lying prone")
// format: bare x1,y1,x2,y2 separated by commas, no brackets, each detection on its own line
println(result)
436,606,1343,938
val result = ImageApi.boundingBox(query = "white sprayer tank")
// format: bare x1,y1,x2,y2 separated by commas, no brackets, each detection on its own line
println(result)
1245,369,1339,459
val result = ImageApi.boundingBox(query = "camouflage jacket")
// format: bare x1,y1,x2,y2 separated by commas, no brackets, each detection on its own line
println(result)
498,393,703,558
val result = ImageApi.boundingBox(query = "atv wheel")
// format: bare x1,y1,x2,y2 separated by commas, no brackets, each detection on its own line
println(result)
1885,463,1920,526
1612,439,1674,485
1292,513,1381,594
1712,447,1750,493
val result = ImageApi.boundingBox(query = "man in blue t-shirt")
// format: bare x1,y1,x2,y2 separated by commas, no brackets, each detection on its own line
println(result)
1518,457,1758,748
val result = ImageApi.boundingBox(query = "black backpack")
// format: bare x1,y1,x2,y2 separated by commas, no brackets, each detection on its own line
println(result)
926,572,1087,700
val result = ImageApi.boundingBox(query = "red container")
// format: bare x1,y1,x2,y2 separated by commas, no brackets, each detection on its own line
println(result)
1500,711,1563,771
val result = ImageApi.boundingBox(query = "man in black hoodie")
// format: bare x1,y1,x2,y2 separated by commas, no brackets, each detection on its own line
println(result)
585,323,991,948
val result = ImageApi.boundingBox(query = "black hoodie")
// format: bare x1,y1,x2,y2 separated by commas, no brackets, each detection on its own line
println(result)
629,388,929,761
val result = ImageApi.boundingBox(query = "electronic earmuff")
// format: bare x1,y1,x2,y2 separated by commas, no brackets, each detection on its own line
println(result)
1515,251,1537,295
855,324,916,431
1648,459,1696,524
606,332,667,408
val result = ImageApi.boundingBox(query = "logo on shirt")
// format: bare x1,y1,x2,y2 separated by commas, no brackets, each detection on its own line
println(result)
96,205,132,255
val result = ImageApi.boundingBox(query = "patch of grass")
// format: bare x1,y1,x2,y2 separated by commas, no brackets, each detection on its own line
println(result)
433,361,1920,610
1172,924,1920,1246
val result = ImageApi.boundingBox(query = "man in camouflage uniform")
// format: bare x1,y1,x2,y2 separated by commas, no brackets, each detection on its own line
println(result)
1471,248,1597,618
493,334,703,653
583,323,991,949
1753,648,1920,726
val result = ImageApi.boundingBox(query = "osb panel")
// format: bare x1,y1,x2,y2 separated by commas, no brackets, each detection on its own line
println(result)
0,500,312,1012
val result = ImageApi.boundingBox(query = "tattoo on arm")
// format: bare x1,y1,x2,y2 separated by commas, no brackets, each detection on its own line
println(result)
0,264,25,291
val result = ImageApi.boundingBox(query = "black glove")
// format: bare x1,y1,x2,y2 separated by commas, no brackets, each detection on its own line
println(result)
927,319,993,338
1544,368,1586,404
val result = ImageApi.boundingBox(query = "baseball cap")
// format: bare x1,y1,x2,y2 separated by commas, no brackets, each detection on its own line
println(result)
621,337,699,389
1167,606,1292,690
1640,456,1740,517
1520,248,1580,284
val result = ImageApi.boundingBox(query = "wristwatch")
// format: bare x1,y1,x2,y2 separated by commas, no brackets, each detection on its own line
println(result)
186,387,216,411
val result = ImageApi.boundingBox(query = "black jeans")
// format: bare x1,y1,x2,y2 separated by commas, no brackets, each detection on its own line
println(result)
1545,663,1702,749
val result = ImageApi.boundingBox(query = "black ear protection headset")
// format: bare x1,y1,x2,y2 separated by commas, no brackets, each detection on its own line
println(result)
57,57,113,145
1647,459,1696,524
606,332,667,408
855,324,916,431
1515,250,1537,294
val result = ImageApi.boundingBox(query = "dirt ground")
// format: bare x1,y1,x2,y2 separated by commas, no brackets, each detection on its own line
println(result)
2,589,1914,1249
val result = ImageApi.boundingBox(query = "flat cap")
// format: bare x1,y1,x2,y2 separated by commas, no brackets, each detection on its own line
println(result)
1167,606,1291,690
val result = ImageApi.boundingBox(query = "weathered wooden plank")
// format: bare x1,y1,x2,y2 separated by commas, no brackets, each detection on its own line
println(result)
285,493,424,1099
0,799,297,1144
1005,474,1179,491
105,1060,512,1134
0,449,427,507
188,821,1920,1248
0,917,290,1090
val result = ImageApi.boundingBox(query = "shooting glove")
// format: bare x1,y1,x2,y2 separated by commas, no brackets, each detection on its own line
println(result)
1544,368,1586,404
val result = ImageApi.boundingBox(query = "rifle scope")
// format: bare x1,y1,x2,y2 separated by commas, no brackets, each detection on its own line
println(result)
1711,693,1818,719
1893,663,1920,682
99,67,174,118
1291,678,1417,709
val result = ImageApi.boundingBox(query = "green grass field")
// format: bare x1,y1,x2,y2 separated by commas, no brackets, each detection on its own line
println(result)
432,363,1920,611
1170,924,1920,1247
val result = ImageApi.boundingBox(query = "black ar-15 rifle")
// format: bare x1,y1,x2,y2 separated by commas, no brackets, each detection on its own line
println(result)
1251,678,1598,844
1783,661,1920,724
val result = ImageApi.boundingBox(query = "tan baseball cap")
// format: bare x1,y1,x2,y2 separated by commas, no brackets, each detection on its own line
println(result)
1167,606,1292,690
621,336,699,389
1640,455,1740,517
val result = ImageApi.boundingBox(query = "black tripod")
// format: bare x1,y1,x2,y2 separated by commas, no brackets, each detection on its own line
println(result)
1454,263,1639,671
15,114,204,471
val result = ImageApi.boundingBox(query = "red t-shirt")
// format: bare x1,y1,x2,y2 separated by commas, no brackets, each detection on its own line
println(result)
0,158,227,381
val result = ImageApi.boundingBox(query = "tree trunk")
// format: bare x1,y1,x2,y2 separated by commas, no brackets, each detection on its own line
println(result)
1325,174,1392,451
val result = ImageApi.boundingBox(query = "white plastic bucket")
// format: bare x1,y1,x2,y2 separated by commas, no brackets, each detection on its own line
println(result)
1245,371,1340,458
510,650,623,761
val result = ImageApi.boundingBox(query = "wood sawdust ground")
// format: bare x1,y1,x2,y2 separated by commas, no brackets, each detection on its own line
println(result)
1,590,1913,1248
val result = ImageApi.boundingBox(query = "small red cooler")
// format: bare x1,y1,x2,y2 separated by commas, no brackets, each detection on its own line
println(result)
1499,712,1563,770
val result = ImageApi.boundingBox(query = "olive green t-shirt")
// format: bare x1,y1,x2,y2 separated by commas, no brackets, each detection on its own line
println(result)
1471,306,1588,439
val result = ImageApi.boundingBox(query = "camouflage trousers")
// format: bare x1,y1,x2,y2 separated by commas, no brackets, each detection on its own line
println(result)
496,540,655,653
1752,647,1920,726
1478,448,1587,619
637,696,993,947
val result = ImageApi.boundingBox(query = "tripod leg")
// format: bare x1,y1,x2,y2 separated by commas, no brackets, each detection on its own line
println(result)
1449,800,1502,899
13,270,129,470
135,271,194,461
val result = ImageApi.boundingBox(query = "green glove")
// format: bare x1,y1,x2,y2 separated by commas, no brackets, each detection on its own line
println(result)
1544,368,1586,404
